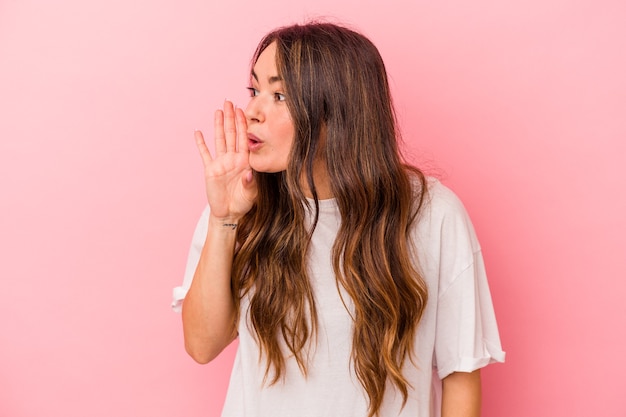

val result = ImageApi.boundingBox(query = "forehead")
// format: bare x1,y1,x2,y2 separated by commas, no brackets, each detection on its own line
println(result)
252,41,279,79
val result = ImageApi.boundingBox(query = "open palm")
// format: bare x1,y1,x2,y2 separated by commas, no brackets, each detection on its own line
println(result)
195,101,257,221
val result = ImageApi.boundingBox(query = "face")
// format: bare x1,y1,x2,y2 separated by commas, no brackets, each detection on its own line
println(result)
245,42,295,173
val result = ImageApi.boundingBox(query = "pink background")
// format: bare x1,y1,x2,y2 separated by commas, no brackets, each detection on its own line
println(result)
1,0,625,416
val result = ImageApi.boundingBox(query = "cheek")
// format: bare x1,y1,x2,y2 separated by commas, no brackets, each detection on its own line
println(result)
276,119,295,149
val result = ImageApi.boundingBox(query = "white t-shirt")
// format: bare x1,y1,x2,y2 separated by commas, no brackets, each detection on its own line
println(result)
172,178,505,417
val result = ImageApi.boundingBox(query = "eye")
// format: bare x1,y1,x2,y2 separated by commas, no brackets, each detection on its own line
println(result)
274,92,286,102
246,87,259,97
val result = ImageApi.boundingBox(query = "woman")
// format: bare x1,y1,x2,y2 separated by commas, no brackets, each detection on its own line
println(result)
172,22,505,417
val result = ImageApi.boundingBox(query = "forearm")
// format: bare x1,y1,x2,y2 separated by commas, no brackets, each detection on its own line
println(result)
441,370,482,417
181,215,239,363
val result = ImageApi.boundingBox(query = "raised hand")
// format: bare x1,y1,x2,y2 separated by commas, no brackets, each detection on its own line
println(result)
195,101,257,221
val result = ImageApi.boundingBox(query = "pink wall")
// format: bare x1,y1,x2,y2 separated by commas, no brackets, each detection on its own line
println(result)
1,0,624,416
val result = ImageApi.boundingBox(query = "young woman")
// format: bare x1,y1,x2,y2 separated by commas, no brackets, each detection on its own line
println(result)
172,22,505,417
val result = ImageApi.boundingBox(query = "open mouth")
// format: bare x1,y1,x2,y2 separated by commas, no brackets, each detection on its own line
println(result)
247,134,262,150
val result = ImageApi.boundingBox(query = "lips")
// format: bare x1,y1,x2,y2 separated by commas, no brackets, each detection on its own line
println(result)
247,133,263,151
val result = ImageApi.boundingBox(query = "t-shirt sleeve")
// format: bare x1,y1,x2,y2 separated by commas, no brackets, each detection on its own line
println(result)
430,185,506,379
171,205,210,313
434,249,506,379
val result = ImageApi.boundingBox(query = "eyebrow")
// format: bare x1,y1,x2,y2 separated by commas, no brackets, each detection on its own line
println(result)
251,70,283,84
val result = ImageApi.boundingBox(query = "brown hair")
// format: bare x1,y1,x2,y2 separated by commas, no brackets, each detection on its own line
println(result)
232,22,428,417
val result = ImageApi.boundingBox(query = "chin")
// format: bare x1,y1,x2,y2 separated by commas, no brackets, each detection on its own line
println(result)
249,159,287,174
251,167,286,174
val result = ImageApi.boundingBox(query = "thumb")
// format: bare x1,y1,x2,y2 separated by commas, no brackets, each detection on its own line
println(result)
242,169,255,188
240,169,258,203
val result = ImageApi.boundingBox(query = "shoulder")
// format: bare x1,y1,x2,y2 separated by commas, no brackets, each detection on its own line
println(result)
408,178,489,303
407,172,468,216
412,177,482,260
423,177,468,217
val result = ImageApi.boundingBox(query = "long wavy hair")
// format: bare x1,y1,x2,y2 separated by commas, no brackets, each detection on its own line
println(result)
231,22,428,417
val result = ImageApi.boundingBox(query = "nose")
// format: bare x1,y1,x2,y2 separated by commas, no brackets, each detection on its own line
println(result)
244,96,264,124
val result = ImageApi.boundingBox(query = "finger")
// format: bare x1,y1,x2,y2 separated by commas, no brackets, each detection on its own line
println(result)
223,100,237,152
194,130,213,167
214,109,226,155
235,107,249,153
241,169,258,202
243,169,255,188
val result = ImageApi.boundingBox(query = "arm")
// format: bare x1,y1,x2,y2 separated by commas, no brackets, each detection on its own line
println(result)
441,370,482,417
182,214,239,363
181,101,257,363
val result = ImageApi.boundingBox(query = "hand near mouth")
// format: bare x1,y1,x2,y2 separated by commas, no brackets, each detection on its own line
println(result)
194,100,258,222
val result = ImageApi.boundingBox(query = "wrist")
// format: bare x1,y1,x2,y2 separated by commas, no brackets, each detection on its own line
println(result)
208,214,241,230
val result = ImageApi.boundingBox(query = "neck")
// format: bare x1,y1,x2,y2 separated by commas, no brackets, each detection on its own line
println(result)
301,159,333,200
